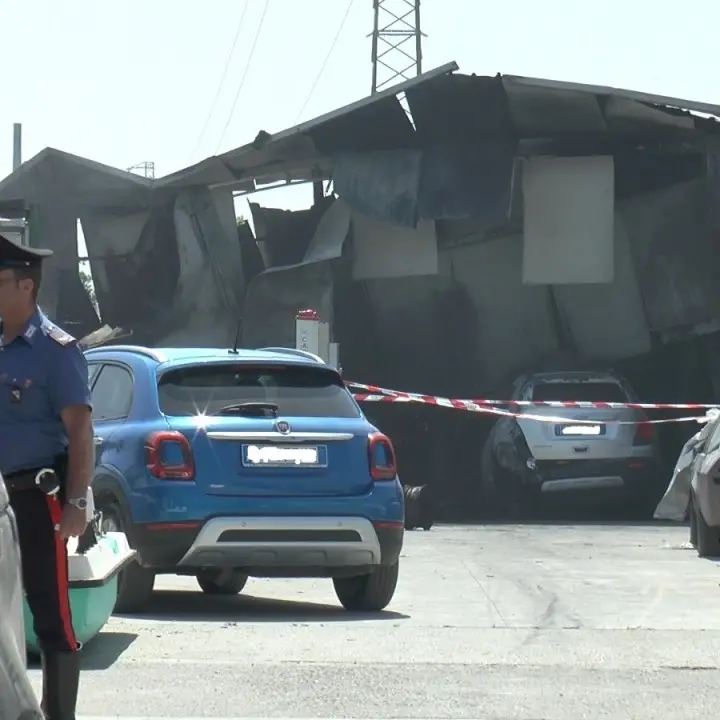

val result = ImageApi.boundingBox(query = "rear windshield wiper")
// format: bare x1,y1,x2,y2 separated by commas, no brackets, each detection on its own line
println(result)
215,401,279,416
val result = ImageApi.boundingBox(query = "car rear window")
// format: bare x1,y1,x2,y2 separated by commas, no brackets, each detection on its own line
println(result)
530,381,629,403
157,364,360,418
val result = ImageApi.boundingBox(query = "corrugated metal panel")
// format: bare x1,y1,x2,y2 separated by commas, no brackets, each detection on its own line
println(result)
621,179,720,332
552,216,651,359
440,235,559,390
502,75,720,119
158,62,460,191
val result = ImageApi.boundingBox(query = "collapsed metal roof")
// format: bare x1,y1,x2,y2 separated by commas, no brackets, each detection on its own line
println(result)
0,147,153,215
1,61,719,213
155,61,461,192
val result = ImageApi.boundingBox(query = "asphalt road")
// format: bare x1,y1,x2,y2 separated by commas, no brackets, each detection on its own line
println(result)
28,523,720,719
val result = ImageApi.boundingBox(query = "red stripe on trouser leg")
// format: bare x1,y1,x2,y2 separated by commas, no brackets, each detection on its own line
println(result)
45,495,78,651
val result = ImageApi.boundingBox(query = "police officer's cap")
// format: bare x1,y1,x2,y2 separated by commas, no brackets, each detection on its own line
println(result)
0,234,52,271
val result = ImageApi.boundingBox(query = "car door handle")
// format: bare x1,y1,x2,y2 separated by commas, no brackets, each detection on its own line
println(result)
94,436,104,446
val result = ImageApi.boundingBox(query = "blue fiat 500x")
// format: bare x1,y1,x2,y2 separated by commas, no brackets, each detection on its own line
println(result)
84,345,404,614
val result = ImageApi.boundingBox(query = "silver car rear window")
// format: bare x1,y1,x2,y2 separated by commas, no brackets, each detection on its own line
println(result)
531,381,629,403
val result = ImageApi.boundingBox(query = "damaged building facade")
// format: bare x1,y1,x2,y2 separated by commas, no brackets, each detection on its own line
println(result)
2,61,720,516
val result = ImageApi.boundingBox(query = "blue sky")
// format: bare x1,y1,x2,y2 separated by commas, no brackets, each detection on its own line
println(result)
1,0,717,215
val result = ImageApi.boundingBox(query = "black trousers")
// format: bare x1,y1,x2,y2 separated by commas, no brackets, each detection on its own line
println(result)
10,489,78,653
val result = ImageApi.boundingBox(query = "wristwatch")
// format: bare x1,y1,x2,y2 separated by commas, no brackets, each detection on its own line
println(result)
67,496,88,511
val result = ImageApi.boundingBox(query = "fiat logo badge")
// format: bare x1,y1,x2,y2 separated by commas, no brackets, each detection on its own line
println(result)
275,420,291,434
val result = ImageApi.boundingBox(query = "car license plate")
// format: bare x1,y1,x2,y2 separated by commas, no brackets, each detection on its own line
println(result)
242,444,324,467
556,424,604,436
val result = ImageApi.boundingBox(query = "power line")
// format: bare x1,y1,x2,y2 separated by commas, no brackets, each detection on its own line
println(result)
215,0,270,154
188,0,250,164
294,0,355,124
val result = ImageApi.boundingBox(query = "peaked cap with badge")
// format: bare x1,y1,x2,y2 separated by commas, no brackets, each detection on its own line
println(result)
0,234,74,345
0,233,53,270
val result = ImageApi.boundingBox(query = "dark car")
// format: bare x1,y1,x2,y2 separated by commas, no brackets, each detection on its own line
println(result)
0,472,44,719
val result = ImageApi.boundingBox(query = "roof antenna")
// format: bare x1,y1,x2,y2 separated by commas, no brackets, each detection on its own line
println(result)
229,317,242,355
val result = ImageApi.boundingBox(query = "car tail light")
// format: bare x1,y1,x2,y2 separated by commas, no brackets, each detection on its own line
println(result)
633,421,654,445
146,431,195,480
368,432,397,481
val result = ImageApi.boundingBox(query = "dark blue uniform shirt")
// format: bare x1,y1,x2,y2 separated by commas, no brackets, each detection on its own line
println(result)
0,309,91,475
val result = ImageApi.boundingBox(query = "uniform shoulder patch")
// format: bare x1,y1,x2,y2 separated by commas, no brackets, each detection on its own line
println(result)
40,319,76,346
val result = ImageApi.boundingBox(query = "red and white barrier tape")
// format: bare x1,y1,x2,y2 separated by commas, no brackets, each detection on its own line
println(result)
349,386,714,426
347,380,720,411
350,393,706,425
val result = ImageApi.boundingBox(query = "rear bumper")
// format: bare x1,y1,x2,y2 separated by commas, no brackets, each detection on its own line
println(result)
530,457,660,495
133,516,403,577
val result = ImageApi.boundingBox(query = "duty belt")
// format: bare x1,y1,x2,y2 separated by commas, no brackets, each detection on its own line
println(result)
4,466,61,495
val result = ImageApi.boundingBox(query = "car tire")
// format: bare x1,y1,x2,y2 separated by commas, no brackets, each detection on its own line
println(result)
481,439,529,521
695,500,720,558
100,503,155,614
333,561,399,612
196,569,248,595
689,495,698,548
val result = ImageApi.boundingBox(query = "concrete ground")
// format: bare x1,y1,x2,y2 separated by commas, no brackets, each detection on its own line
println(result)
30,523,720,719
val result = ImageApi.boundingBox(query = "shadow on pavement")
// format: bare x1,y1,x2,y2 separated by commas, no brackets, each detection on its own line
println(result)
26,632,138,671
80,632,138,670
443,499,686,528
118,590,410,623
461,519,686,528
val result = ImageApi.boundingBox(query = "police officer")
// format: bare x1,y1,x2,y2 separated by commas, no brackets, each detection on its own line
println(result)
0,234,94,720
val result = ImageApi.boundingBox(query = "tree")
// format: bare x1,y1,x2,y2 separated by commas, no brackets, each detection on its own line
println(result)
79,268,95,303
79,264,100,320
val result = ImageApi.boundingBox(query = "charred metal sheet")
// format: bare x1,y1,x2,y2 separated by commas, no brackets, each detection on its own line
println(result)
502,77,607,136
0,147,151,212
306,95,413,154
622,179,720,332
334,142,515,228
250,198,333,267
602,95,697,133
159,134,321,190
79,208,151,325
418,143,515,224
615,152,705,199
502,74,720,119
156,62,458,192
359,273,481,397
242,262,334,349
439,235,560,390
240,200,350,348
284,61,456,155
351,211,437,280
334,150,422,226
552,218,651,360
405,74,511,144
173,187,246,317
80,202,178,328
30,200,79,321
160,156,252,190
303,199,351,264
237,219,265,286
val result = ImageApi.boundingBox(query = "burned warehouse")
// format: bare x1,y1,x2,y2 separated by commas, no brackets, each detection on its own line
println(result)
2,61,720,517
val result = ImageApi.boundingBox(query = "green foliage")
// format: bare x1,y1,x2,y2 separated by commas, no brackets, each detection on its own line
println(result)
79,267,96,304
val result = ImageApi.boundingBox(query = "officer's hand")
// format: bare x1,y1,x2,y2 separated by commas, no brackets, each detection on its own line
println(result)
56,504,88,539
